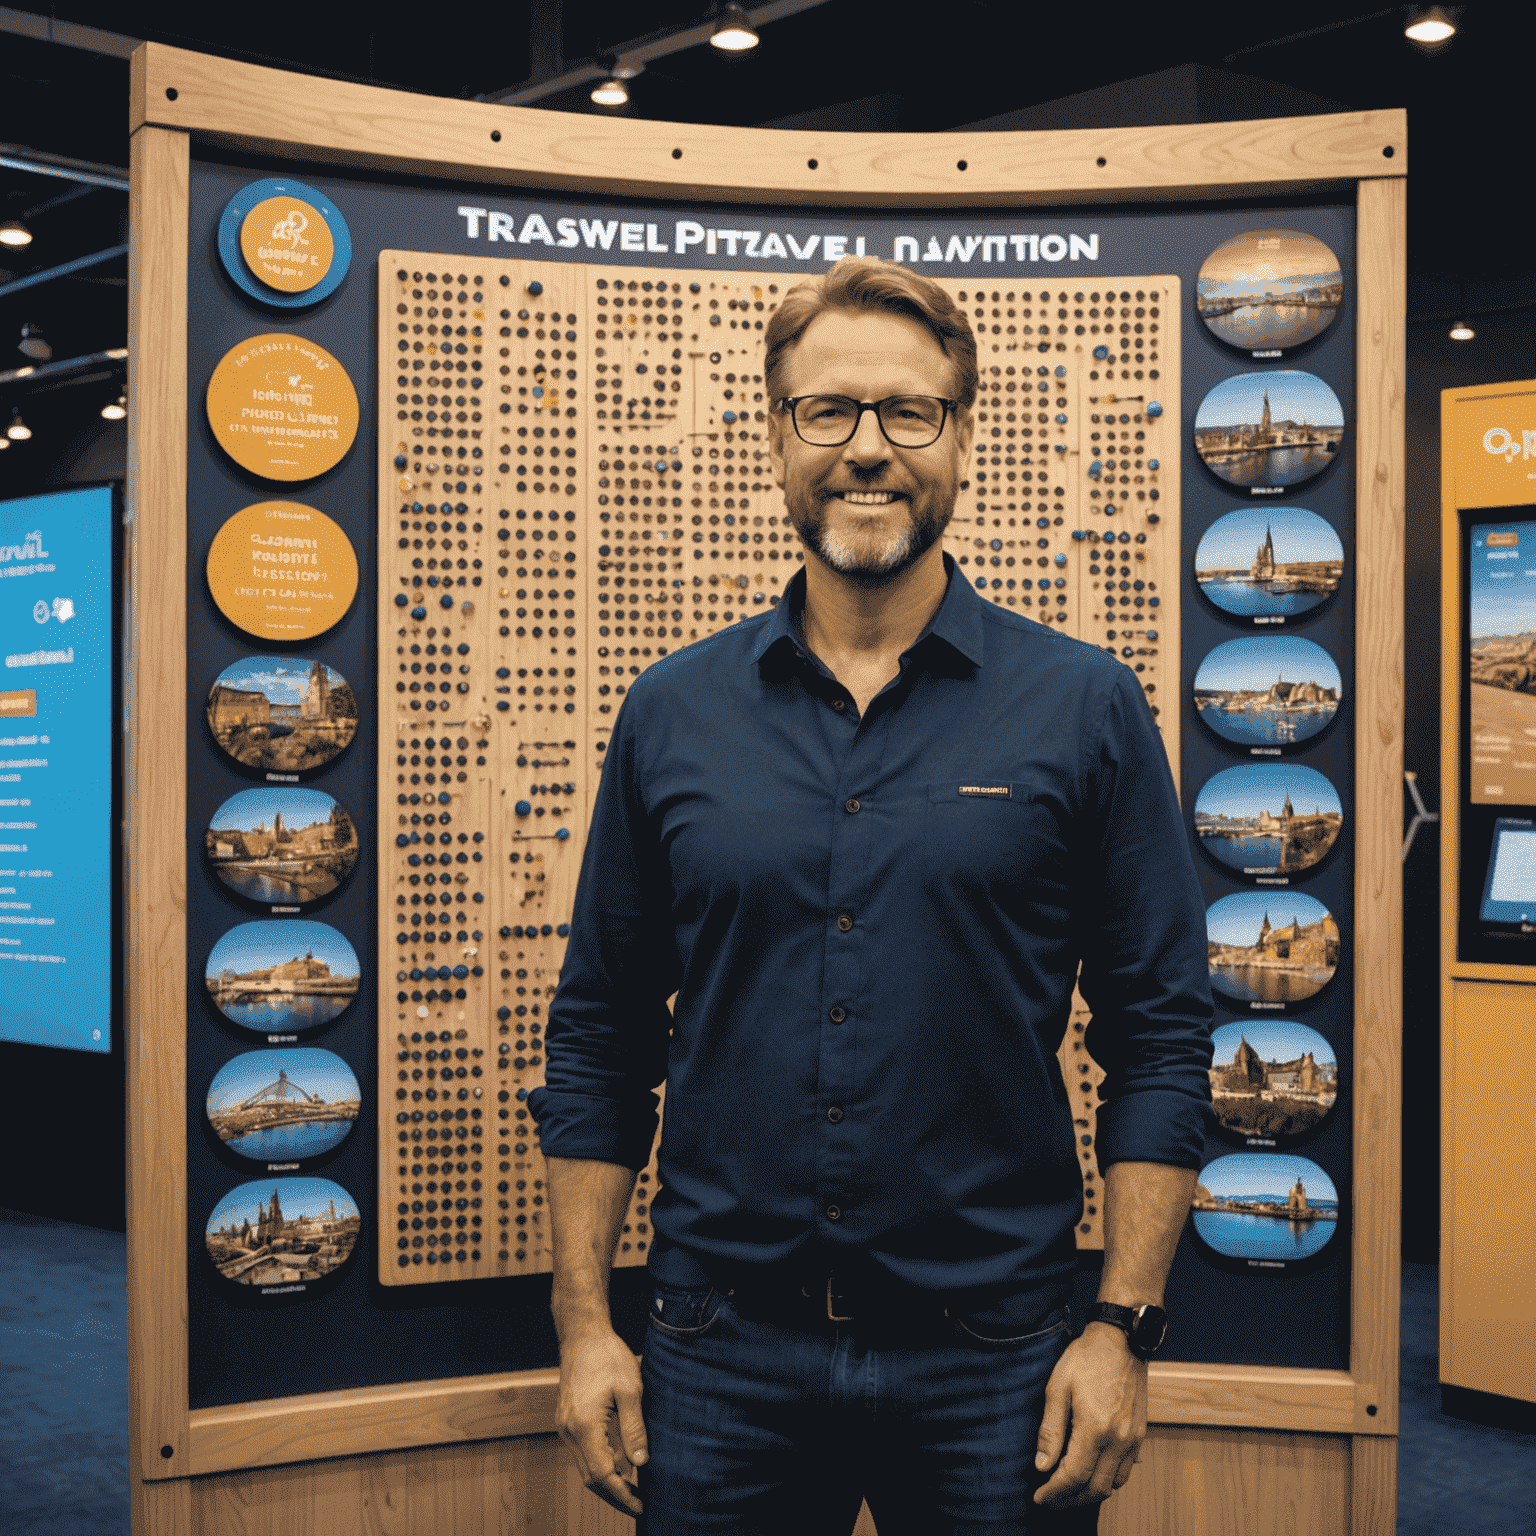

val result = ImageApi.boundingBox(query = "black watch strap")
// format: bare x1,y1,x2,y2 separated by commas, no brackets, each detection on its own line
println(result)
1084,1301,1167,1359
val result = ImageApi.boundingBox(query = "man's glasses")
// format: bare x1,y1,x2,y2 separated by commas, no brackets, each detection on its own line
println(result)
778,395,958,449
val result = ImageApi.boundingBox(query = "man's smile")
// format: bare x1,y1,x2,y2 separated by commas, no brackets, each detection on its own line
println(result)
825,489,905,505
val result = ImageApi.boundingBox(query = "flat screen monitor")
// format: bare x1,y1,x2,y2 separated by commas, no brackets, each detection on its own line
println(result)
0,487,115,1052
1479,817,1536,926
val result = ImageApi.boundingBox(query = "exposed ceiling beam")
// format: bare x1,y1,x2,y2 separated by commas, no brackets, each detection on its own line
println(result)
0,145,130,191
0,4,141,58
0,243,129,301
481,0,833,106
0,345,128,390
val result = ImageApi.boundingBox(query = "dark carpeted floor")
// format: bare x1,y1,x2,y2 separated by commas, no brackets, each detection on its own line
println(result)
1396,1261,1536,1536
0,1213,1530,1534
0,1209,130,1536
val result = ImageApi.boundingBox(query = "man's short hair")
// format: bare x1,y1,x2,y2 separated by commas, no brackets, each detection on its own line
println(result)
764,255,978,414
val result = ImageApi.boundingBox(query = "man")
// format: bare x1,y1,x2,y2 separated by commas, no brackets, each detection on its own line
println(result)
529,255,1213,1535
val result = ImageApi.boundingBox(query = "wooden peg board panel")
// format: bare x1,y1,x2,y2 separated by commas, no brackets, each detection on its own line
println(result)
376,255,1180,1282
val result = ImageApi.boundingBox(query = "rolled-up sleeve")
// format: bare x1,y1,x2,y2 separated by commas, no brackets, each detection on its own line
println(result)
1076,670,1214,1176
527,693,678,1169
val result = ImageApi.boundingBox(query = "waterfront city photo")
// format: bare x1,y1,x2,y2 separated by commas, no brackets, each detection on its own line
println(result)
203,1176,361,1288
1206,889,1340,1005
1196,228,1343,354
1193,370,1345,492
205,919,360,1034
1192,1152,1339,1263
1207,1019,1338,1142
205,1047,361,1163
205,655,358,775
1194,763,1343,877
1193,635,1342,747
205,787,359,906
1194,506,1345,620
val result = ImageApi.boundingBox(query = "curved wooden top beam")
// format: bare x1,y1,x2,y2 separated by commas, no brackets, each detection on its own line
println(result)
131,42,1404,207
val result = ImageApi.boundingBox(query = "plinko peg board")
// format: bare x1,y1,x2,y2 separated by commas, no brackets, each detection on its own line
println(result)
376,254,1181,1283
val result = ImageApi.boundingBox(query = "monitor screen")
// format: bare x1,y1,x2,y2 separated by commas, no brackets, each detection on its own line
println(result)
0,487,114,1052
1468,517,1536,805
1479,817,1536,925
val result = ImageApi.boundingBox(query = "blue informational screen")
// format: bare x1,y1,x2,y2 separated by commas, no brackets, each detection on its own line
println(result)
1479,817,1536,925
0,487,114,1052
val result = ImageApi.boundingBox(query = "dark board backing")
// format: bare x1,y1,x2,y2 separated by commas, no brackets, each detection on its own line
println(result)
184,154,1354,1406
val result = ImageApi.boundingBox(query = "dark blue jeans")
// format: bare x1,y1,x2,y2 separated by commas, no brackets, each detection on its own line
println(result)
637,1281,1101,1536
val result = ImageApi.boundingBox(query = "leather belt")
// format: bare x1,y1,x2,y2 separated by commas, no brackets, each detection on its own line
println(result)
725,1270,951,1326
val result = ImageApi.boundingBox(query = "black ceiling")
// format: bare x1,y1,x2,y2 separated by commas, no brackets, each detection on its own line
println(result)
1,2,1531,486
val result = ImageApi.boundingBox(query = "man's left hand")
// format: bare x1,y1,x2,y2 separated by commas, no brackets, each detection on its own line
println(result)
1032,1323,1147,1506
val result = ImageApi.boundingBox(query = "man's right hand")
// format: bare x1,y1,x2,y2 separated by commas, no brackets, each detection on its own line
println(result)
555,1320,648,1517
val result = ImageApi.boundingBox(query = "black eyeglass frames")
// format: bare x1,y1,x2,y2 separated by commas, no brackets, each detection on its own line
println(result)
777,395,958,449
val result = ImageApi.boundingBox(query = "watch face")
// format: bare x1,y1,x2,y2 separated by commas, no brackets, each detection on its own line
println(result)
1131,1305,1168,1355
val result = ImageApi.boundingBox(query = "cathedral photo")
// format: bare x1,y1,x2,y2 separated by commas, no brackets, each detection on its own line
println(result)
1206,1019,1339,1141
203,1176,361,1288
1193,370,1345,491
1194,505,1345,621
206,656,358,775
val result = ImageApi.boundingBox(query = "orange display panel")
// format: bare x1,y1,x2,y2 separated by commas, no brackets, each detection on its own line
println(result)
239,195,336,294
206,332,359,480
206,500,359,642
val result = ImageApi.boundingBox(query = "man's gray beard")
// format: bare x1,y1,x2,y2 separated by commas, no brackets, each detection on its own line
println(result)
790,492,955,587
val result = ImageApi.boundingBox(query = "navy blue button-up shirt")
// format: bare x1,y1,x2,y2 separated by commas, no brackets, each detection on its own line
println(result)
530,556,1213,1298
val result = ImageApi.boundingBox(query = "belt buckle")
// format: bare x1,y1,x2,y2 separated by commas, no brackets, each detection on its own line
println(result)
826,1275,853,1323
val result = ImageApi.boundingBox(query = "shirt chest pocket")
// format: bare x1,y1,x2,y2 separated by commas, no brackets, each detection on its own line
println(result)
922,781,1071,906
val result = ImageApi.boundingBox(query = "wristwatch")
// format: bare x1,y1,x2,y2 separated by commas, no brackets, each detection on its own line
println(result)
1084,1301,1168,1360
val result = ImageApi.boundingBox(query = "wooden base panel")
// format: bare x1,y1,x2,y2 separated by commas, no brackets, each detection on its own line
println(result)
135,1426,1389,1536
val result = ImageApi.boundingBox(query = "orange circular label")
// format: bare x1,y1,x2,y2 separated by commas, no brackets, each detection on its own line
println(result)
239,196,335,293
206,333,359,481
207,501,359,642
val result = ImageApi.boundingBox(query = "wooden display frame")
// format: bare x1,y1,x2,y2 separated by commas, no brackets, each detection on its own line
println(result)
126,40,1404,1535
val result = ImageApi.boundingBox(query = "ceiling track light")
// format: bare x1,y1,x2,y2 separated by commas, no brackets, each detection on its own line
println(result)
590,73,630,106
18,323,51,362
710,2,759,51
0,219,33,248
101,390,127,420
1405,5,1458,47
7,407,32,441
1449,319,1475,341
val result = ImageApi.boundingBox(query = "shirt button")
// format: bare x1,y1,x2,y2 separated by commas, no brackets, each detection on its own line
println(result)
845,797,861,814
832,698,846,711
836,915,853,932
829,1005,847,1023
827,1106,844,1123
826,1204,842,1221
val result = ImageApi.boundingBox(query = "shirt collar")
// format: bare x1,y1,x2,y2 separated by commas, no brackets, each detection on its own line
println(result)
752,551,986,671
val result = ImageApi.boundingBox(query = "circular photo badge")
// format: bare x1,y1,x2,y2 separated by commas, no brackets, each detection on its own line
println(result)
1206,890,1339,1008
1194,636,1342,750
1208,1020,1339,1145
206,502,358,643
205,787,359,911
218,177,352,307
1192,1152,1340,1266
1195,764,1343,879
207,1048,361,1165
204,1176,360,1293
1194,371,1344,494
206,333,359,481
1196,229,1342,357
206,656,358,776
1195,506,1344,624
205,919,360,1035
